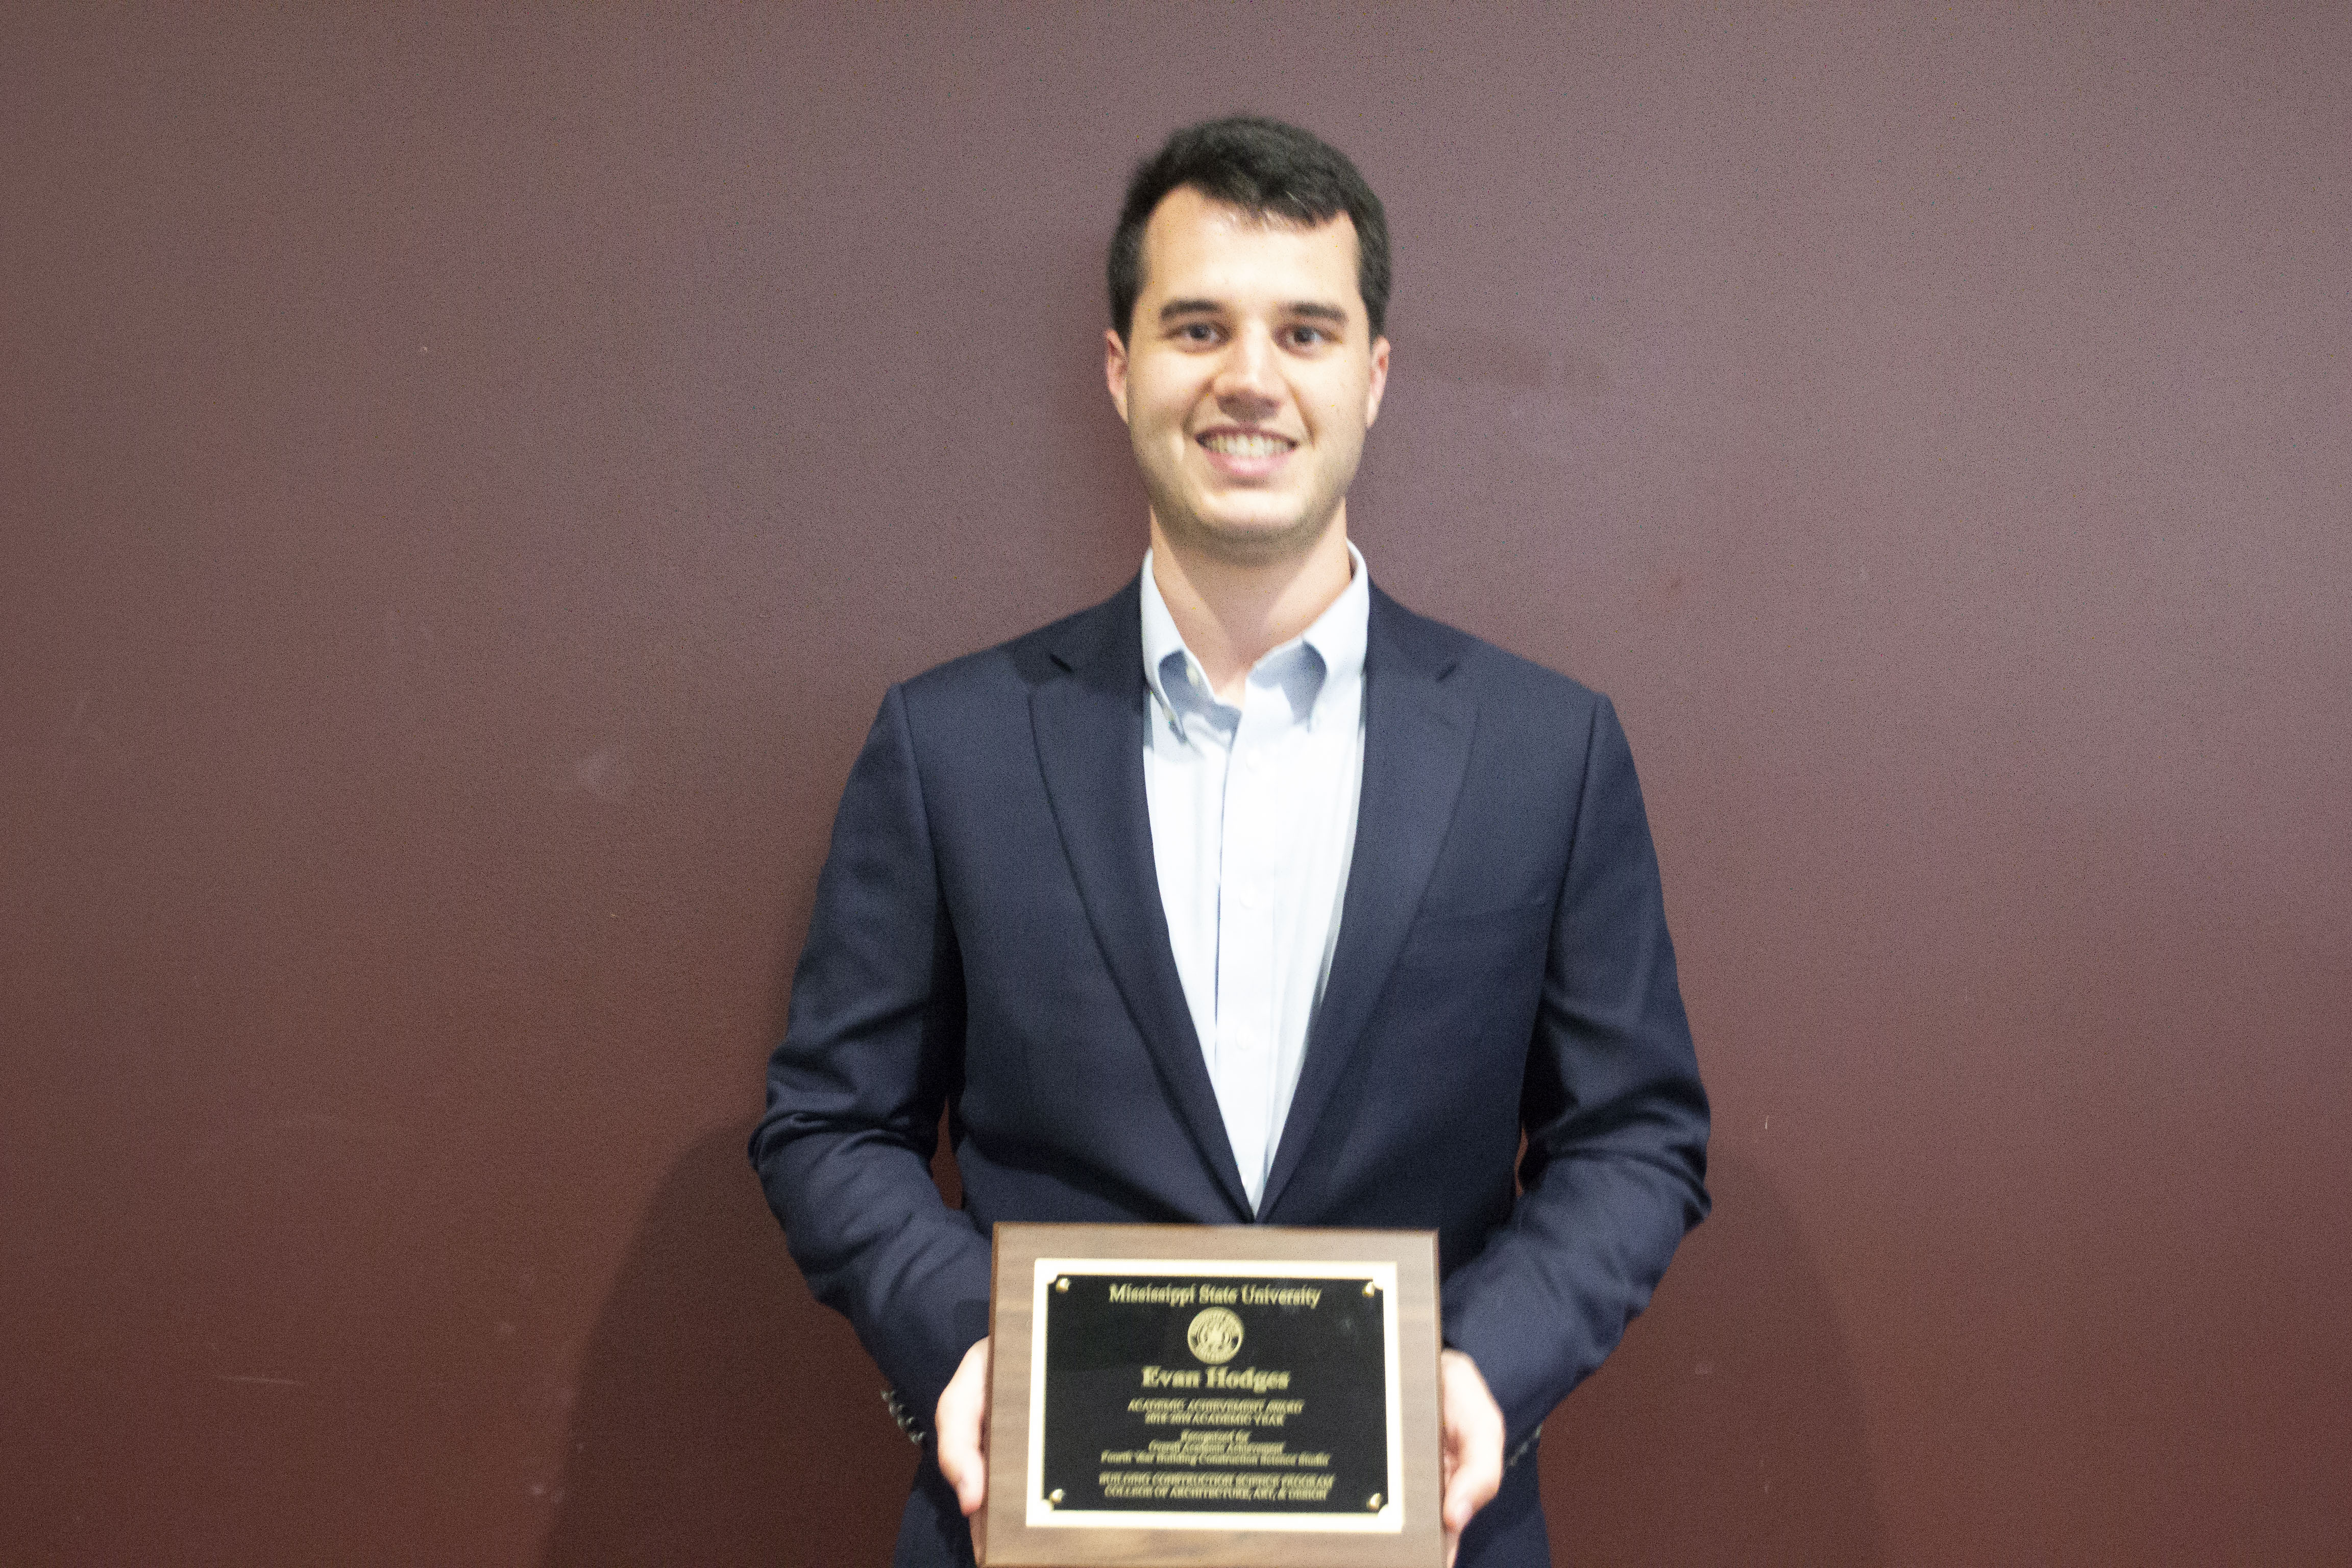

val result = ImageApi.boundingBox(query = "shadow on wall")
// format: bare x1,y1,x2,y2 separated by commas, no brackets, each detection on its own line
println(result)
537,1119,920,1568
1542,1152,1883,1566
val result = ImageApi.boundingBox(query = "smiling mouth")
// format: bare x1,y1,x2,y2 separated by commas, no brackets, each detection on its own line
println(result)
1198,431,1295,458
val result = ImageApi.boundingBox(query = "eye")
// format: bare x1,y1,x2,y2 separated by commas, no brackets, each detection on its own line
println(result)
1173,322,1221,346
1285,325,1333,349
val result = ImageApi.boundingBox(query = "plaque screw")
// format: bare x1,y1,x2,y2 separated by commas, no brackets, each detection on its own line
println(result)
1048,1489,1065,1505
1055,1277,1070,1292
1368,1492,1384,1509
1363,1281,1377,1297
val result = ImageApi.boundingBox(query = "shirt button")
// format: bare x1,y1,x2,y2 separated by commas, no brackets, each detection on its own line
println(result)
1236,889,1263,910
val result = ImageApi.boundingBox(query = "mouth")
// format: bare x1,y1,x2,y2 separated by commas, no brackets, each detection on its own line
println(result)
1196,428,1297,477
1198,429,1295,458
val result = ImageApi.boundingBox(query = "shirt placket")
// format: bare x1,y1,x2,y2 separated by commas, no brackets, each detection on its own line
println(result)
1215,686,1286,1203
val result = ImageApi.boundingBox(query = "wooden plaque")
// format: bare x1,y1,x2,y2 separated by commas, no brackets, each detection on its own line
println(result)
977,1222,1442,1567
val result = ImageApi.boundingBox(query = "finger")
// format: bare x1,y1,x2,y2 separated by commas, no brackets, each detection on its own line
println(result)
936,1408,982,1514
934,1338,992,1516
1441,1428,1503,1531
1442,1420,1502,1520
1437,1350,1505,1533
940,1429,984,1515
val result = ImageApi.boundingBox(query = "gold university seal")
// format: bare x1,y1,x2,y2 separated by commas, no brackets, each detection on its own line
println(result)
1186,1306,1244,1364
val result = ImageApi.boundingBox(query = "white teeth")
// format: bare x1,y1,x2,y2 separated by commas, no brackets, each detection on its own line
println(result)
1202,432,1291,458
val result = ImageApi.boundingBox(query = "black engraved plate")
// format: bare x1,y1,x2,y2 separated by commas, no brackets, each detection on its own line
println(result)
1039,1274,1389,1514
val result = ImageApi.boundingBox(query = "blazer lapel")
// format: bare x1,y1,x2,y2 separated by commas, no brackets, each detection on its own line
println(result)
1259,588,1474,1217
1029,582,1255,1219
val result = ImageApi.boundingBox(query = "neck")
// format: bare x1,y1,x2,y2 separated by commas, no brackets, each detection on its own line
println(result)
1148,510,1355,703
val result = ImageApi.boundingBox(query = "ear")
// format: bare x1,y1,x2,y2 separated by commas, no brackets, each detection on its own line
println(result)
1363,335,1391,429
1105,328,1131,423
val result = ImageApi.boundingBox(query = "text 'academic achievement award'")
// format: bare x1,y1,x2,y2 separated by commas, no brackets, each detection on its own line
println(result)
978,1223,1441,1567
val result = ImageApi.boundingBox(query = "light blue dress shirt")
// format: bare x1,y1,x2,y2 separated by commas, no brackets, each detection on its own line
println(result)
1139,546,1370,1211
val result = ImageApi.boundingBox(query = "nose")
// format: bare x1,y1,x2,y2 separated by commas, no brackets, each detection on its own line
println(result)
1211,325,1282,419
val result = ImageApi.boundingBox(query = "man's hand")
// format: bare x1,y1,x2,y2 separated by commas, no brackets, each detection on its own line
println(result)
1439,1346,1505,1567
935,1336,992,1517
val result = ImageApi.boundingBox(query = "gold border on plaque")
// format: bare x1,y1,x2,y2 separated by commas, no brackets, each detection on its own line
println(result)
1023,1257,1406,1534
979,1222,1443,1568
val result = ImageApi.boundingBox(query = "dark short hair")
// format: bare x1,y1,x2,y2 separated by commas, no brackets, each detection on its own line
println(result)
1108,115,1390,345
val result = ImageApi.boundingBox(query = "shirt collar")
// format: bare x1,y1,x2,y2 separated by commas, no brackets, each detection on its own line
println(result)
1140,542,1370,742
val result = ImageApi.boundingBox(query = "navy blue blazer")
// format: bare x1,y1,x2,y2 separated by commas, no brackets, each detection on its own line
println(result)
751,579,1709,1567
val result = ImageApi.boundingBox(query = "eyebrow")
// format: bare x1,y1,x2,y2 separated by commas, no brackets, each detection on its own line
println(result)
1156,299,1352,325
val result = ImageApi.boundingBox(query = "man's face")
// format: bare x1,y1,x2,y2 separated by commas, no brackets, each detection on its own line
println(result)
1106,186,1390,566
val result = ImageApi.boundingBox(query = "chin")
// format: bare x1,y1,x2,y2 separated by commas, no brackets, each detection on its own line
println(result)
1190,513,1327,564
1147,479,1337,564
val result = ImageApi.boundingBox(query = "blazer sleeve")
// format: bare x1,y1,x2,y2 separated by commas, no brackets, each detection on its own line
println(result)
747,683,992,1430
1438,694,1711,1448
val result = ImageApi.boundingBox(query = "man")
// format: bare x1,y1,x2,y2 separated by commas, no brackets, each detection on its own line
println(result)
751,116,1708,1567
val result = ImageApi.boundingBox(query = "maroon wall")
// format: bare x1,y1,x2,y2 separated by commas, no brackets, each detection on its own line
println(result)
5,5,2347,1564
